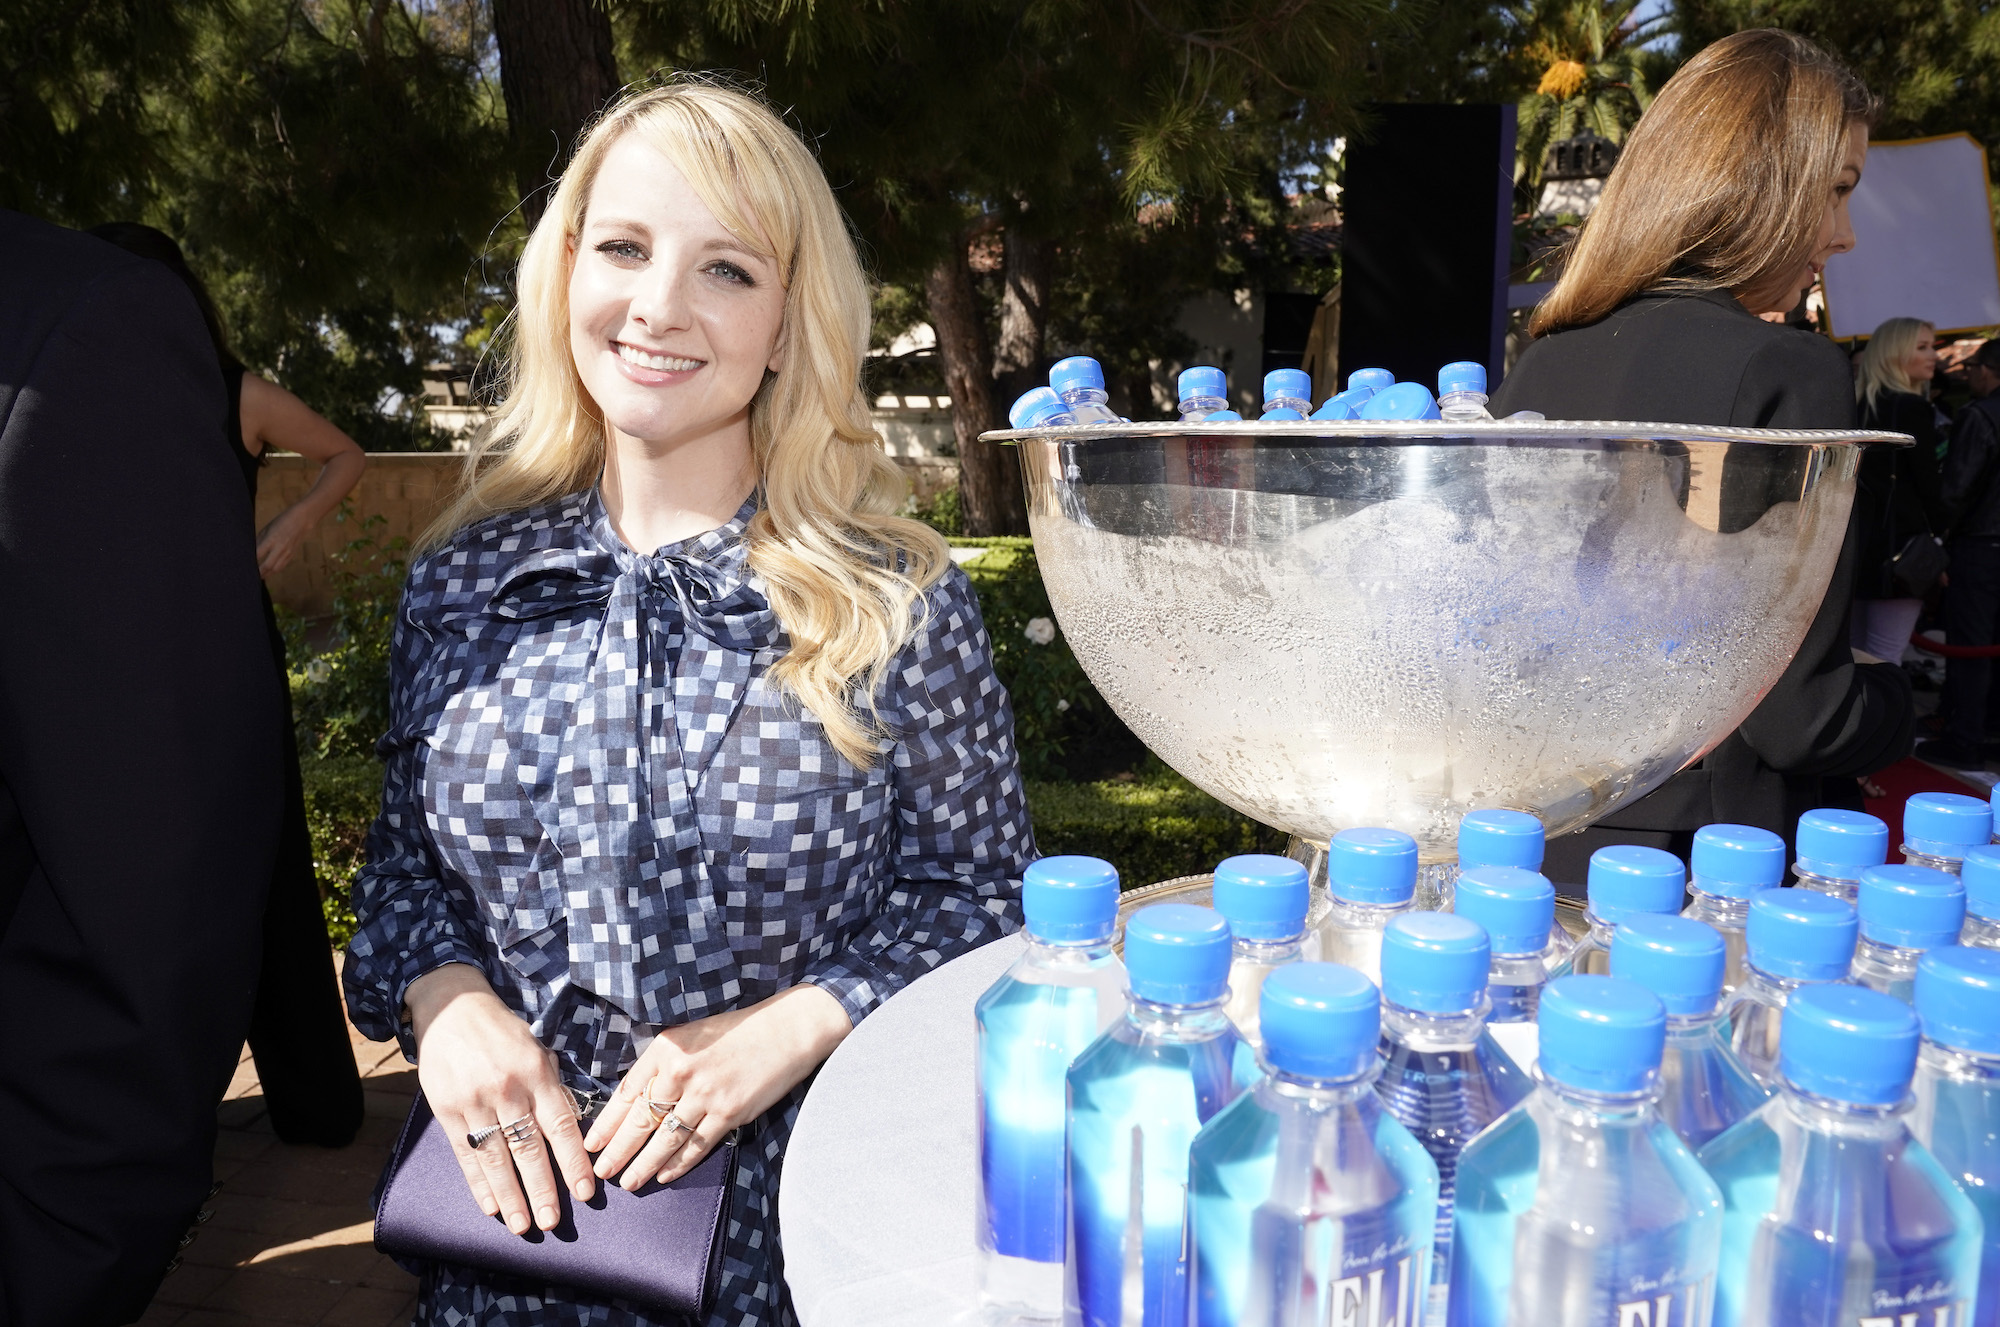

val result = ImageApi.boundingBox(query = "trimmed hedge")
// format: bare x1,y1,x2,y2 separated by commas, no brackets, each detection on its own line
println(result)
302,752,381,947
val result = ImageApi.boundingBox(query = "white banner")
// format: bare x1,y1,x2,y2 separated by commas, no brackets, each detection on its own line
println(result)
1822,133,2000,339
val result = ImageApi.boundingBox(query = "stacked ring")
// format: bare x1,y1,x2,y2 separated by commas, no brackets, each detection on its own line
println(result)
500,1114,539,1145
643,1092,679,1128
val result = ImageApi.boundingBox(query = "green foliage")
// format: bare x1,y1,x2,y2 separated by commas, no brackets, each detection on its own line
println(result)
281,508,407,760
909,483,963,536
1511,0,1664,194
301,751,382,946
1025,763,1287,890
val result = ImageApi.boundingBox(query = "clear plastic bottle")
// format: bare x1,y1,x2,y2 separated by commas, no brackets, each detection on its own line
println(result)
1911,945,2000,1326
1610,914,1769,1149
1374,912,1531,1325
1698,983,1981,1327
1453,865,1557,1024
1176,366,1230,422
1357,382,1442,421
1008,385,1076,430
1067,904,1242,1327
1554,844,1686,978
1047,355,1125,424
1422,806,1546,918
1314,826,1418,988
1790,806,1889,902
1258,368,1313,421
1187,963,1441,1327
1959,843,2000,951
1447,974,1724,1327
1902,790,1993,876
1683,822,1787,994
1853,862,1966,1002
1723,888,1857,1089
1211,854,1310,1054
1436,361,1492,422
975,856,1127,1319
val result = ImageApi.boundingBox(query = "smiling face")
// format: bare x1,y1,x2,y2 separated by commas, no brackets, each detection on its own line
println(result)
568,132,787,454
1745,122,1869,316
1905,327,1938,384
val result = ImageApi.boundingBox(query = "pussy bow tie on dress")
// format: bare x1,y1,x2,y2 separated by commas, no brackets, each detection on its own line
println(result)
484,501,779,1026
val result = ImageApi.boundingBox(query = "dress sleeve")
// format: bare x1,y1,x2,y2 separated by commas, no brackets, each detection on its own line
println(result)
801,566,1032,1024
342,566,488,1052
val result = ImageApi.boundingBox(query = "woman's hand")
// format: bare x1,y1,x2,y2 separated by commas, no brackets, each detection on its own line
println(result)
406,963,596,1234
585,984,851,1190
254,507,313,577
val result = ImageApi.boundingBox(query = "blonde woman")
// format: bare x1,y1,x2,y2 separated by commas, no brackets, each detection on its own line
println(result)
1851,317,1946,669
344,82,1032,1324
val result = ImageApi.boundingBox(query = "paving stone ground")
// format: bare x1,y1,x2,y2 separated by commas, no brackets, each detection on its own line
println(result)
137,971,421,1327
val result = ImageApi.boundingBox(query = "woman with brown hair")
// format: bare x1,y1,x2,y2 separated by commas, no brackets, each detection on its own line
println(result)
1493,29,1915,878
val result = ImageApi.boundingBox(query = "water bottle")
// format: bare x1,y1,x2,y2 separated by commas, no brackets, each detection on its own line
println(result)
1790,807,1889,902
1211,854,1311,1053
1314,826,1418,987
1187,963,1440,1327
1723,888,1858,1089
1421,806,1545,918
1258,369,1312,421
1959,843,2000,951
1448,975,1724,1327
975,856,1126,1319
1902,791,1993,876
1555,844,1687,978
1374,912,1531,1324
1453,865,1556,1024
1436,362,1491,422
1610,914,1770,1149
1177,366,1230,422
1009,385,1076,429
1683,823,1787,992
1699,983,1981,1327
1358,382,1442,421
1911,945,2000,1325
1067,904,1242,1327
1853,863,1966,1001
1048,355,1124,424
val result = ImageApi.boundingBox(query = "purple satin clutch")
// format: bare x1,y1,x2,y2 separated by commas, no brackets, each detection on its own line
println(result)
374,1092,733,1314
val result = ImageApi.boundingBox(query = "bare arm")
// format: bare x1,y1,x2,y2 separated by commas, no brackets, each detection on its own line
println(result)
239,372,366,576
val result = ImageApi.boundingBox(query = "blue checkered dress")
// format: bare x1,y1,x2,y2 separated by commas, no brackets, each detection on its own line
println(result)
344,490,1031,1326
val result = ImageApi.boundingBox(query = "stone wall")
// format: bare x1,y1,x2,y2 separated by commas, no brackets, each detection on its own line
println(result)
257,451,959,618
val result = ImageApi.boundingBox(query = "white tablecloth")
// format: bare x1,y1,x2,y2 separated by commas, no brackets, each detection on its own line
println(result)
782,932,1026,1327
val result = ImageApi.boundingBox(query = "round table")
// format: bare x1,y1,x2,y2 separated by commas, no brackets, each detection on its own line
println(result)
782,933,1025,1327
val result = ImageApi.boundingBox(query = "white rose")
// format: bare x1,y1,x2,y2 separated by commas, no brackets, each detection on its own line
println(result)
304,659,333,684
1055,698,1070,712
1024,617,1057,646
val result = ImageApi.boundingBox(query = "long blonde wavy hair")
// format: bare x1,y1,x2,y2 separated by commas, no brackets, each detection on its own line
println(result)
1855,317,1933,414
430,79,950,767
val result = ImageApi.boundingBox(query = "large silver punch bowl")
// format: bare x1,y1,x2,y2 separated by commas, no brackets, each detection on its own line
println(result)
986,419,1902,861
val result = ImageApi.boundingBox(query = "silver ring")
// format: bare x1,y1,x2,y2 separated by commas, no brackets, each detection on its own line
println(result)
466,1123,502,1150
500,1114,540,1145
643,1093,678,1128
660,1109,688,1134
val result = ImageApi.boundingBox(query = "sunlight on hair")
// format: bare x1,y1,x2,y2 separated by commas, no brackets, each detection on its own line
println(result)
1854,317,1933,413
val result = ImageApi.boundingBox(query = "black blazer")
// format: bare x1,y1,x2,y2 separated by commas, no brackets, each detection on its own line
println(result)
1854,389,1946,593
0,211,282,1324
1492,289,1914,869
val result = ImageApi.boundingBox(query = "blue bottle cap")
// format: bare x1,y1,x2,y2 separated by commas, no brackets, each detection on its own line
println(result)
1260,408,1305,421
1610,915,1726,1017
1455,865,1555,956
1904,792,1992,858
1347,367,1394,395
1206,409,1242,421
1357,382,1442,421
1008,386,1063,430
1438,361,1487,395
1262,369,1312,404
1210,854,1309,941
1178,366,1226,400
1586,845,1686,924
1458,809,1546,870
1779,983,1919,1105
1310,395,1356,421
1122,904,1232,1005
1746,888,1858,981
1537,975,1666,1093
1794,808,1889,881
1259,962,1381,1080
1022,856,1120,943
1916,945,2000,1054
1380,912,1490,1014
1049,355,1105,395
1328,828,1418,905
1690,823,1787,898
1962,844,2000,921
1857,864,1966,950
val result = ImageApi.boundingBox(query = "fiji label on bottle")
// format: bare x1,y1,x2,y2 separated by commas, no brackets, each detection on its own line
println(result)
1612,1271,1712,1326
1328,1241,1422,1327
1855,1281,1973,1327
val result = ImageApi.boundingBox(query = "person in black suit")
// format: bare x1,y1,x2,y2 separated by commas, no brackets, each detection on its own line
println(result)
0,211,282,1323
1925,338,2000,767
1492,30,1915,886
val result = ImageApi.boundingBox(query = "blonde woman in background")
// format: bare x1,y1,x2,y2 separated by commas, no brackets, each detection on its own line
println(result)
344,81,1031,1324
1850,317,1947,667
